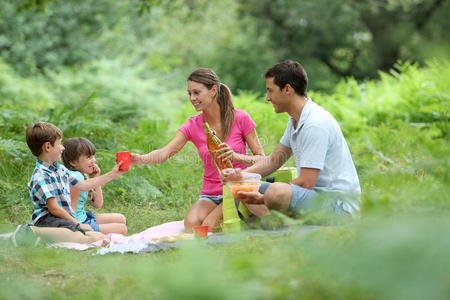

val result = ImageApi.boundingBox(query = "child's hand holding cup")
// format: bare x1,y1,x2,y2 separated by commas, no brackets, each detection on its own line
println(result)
115,152,131,171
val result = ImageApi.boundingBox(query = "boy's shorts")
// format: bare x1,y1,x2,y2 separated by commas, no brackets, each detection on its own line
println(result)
34,213,78,231
199,195,223,205
82,211,100,232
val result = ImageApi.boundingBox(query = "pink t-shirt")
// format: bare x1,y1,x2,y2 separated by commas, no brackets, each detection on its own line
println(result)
179,109,256,196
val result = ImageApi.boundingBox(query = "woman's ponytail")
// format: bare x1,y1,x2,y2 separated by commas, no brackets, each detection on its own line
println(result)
187,68,235,140
217,83,234,140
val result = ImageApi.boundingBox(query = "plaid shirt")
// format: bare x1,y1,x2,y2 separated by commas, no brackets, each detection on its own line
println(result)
27,159,79,225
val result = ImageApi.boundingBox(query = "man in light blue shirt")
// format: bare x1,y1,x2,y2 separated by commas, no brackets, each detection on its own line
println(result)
221,60,360,217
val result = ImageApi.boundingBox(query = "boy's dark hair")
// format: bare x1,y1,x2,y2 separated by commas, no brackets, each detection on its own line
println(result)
26,122,63,157
62,137,96,170
264,60,308,97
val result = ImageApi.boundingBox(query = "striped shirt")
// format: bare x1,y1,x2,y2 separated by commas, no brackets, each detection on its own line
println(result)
27,159,79,224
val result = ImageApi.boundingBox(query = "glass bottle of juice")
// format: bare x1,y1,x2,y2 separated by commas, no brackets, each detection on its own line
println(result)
203,122,233,173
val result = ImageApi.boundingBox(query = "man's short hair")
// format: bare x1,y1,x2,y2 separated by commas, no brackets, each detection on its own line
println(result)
264,60,308,96
26,122,63,157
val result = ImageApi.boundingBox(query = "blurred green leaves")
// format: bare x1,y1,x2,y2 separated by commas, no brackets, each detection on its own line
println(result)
3,0,449,93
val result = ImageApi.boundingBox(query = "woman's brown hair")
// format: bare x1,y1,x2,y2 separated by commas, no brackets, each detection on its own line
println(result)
187,68,235,140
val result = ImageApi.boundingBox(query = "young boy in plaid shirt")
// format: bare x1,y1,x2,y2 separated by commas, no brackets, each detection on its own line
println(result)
11,122,127,246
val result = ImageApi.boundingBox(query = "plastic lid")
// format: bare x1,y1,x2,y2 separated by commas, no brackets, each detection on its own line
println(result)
230,172,261,183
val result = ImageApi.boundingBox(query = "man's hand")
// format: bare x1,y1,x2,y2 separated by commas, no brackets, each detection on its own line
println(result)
237,191,265,205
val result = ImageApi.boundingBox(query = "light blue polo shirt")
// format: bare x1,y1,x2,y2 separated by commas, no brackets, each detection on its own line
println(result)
280,99,361,199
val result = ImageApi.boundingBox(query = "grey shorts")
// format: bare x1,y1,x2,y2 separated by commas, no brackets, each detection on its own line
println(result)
199,195,223,205
34,213,79,231
259,181,358,216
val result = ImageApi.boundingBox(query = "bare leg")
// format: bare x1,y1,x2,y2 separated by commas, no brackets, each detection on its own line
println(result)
263,182,293,212
97,223,127,235
201,203,224,231
184,200,217,232
95,213,128,235
31,226,104,244
95,213,126,224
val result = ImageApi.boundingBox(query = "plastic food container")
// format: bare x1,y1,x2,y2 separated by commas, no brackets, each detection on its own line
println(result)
227,172,261,200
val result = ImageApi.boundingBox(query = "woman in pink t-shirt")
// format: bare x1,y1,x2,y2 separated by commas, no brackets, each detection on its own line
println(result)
131,68,264,232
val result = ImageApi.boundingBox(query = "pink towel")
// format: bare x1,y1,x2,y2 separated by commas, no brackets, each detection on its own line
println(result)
54,220,186,249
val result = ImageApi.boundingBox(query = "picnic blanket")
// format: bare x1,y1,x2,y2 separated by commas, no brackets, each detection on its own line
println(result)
52,220,192,253
1,221,321,254
91,224,321,255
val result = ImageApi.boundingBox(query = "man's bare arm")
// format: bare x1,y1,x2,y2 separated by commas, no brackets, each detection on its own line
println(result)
290,168,320,190
244,143,292,177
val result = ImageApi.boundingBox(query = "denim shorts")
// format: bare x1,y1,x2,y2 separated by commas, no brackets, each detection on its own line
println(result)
259,181,358,216
82,211,100,232
199,195,223,205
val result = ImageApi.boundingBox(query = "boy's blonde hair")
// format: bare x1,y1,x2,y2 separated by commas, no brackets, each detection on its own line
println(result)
26,122,63,157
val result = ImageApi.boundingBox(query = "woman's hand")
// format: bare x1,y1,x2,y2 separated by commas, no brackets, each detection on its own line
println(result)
219,168,243,183
216,143,236,162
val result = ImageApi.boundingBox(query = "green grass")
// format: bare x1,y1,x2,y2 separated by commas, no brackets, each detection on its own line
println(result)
0,59,449,299
1,217,449,299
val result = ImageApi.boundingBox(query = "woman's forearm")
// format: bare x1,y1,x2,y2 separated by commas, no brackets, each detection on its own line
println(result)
138,149,170,165
132,131,187,166
232,153,265,167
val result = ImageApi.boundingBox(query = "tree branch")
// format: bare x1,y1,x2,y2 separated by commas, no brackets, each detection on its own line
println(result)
414,0,445,30
318,54,351,77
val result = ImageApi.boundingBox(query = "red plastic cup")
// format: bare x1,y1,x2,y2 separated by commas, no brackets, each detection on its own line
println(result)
115,152,131,170
193,225,209,238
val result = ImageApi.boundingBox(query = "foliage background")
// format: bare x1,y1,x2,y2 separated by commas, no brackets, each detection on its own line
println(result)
0,0,449,299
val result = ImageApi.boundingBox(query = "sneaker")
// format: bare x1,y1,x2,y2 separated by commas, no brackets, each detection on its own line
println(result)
11,224,40,247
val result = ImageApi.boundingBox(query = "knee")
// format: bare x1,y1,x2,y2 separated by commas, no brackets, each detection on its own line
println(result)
184,213,202,233
118,214,126,224
264,183,291,211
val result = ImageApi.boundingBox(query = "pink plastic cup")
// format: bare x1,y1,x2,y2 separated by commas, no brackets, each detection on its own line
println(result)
115,152,131,170
193,225,209,238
